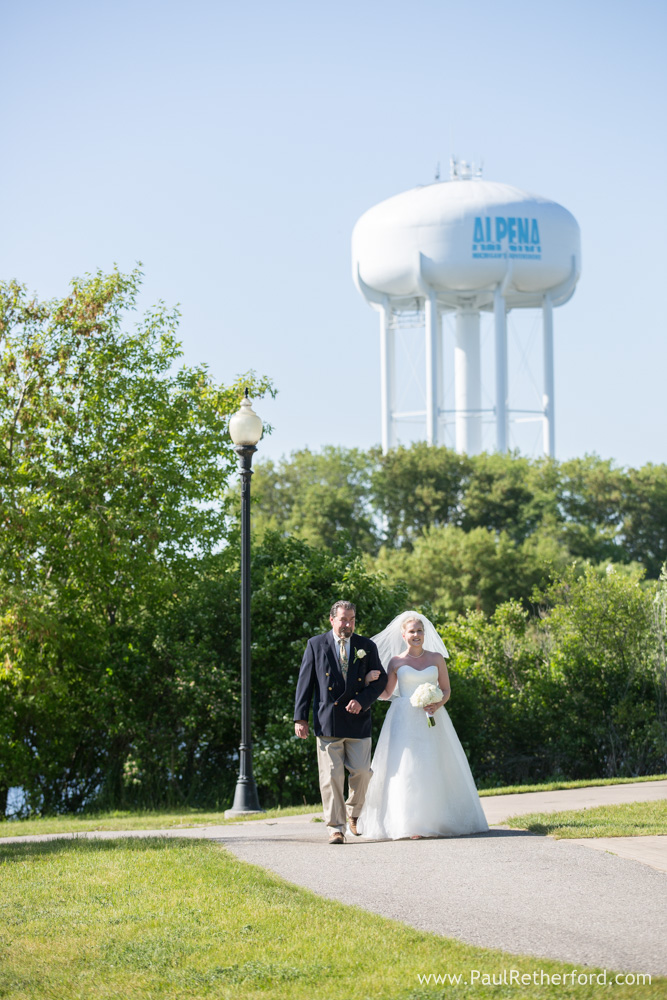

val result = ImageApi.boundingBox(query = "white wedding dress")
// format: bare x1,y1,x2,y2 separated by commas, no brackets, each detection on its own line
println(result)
358,664,489,840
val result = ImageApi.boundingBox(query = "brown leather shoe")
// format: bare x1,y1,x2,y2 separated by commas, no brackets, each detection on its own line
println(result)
329,831,345,845
348,816,360,836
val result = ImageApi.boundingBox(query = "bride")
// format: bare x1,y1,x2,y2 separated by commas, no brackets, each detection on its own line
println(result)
357,611,489,840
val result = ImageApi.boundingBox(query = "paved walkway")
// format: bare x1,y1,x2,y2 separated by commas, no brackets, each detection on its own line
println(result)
483,779,667,875
482,778,667,824
2,782,666,977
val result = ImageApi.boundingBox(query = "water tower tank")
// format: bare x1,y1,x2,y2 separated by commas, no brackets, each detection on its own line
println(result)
352,164,581,455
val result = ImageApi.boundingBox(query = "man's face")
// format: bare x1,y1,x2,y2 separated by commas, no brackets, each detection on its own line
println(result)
330,607,355,639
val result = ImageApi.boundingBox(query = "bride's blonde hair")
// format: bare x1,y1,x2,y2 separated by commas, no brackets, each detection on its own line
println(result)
400,614,424,633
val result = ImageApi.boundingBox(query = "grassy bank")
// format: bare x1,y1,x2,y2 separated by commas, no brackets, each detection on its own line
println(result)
505,799,667,838
2,775,665,839
476,775,667,797
0,803,319,838
0,837,662,1000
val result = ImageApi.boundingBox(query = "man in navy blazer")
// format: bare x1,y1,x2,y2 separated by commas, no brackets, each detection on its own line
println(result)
294,600,387,843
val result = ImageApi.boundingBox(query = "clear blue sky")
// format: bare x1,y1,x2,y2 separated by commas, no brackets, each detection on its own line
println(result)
3,0,666,466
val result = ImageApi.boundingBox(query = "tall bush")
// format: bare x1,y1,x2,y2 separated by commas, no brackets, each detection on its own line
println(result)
441,566,667,784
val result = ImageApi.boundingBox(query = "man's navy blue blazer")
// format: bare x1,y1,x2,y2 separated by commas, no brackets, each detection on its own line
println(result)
294,631,387,739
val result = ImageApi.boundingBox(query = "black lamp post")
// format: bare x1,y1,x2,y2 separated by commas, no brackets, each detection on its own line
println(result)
225,389,263,817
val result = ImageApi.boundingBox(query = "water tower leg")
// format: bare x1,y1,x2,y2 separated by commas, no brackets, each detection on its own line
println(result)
380,303,394,454
494,287,509,453
542,294,555,457
454,308,482,454
425,289,438,446
436,309,444,446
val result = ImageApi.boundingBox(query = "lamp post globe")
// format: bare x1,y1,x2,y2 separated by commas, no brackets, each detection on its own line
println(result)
229,390,263,447
225,389,264,817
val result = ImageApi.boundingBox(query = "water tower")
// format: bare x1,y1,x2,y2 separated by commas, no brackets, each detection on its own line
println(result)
352,161,581,455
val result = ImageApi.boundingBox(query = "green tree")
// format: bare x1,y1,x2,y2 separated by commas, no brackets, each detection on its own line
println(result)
544,565,666,776
251,446,378,554
460,451,558,543
441,568,667,785
441,603,555,785
620,463,667,578
376,523,569,618
371,442,470,549
0,267,273,814
557,455,627,564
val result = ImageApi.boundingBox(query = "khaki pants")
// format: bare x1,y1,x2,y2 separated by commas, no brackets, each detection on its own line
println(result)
316,736,372,833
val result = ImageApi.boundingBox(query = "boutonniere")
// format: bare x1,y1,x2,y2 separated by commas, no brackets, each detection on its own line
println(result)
353,648,367,664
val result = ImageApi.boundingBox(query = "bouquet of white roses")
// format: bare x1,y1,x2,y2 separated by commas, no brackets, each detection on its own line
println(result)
410,682,443,727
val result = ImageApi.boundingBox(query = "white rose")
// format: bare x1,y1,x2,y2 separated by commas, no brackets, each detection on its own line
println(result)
356,649,367,659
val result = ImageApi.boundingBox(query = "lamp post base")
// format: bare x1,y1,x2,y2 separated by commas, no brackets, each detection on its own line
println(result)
224,776,264,818
224,807,265,818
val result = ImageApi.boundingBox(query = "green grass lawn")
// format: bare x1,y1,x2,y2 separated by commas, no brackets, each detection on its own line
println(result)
0,836,662,1000
0,803,321,838
505,798,667,838
2,775,665,839
476,774,667,797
